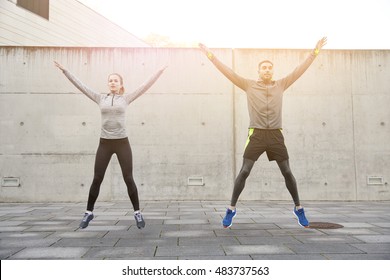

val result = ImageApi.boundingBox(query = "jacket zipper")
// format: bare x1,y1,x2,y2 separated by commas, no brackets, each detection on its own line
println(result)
111,94,114,106
266,86,269,128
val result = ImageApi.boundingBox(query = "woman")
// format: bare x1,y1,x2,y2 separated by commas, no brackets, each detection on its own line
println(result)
54,61,166,229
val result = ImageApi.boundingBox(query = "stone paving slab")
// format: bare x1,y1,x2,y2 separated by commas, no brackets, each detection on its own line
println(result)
1,201,390,260
350,243,390,254
323,254,390,260
161,229,216,238
318,228,382,235
0,248,23,259
223,245,294,255
252,254,328,260
0,221,26,226
51,231,107,238
178,236,240,246
179,255,252,260
0,237,60,248
155,245,225,257
372,222,390,228
215,229,272,237
353,235,390,243
0,232,53,239
293,235,363,244
78,225,130,231
287,243,365,254
116,237,178,247
267,228,325,236
0,226,30,232
371,228,390,234
83,246,156,259
236,236,302,245
164,219,210,225
53,237,119,247
10,247,89,259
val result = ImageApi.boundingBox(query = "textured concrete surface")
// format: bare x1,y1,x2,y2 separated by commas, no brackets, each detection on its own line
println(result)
1,47,389,202
1,200,389,260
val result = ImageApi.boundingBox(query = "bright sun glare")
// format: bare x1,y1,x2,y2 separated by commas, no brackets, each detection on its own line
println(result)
79,0,390,49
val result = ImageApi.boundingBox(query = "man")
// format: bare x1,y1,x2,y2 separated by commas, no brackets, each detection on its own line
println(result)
199,37,327,228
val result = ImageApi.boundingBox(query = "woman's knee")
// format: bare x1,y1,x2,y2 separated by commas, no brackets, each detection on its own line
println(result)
92,174,104,186
124,176,137,192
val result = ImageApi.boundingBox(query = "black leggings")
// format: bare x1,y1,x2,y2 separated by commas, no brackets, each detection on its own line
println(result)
230,158,300,207
86,138,139,212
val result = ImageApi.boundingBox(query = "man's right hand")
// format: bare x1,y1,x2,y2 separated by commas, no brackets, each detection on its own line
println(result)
199,43,211,56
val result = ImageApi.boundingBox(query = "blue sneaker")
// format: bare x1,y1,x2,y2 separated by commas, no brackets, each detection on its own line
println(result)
79,212,94,229
222,208,236,228
293,207,309,227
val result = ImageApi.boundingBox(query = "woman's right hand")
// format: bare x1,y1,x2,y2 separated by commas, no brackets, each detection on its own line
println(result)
54,61,65,71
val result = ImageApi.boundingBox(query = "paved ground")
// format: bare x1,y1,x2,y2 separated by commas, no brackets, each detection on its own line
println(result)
0,200,389,260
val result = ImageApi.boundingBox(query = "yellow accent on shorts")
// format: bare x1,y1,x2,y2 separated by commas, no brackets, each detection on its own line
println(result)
245,128,255,149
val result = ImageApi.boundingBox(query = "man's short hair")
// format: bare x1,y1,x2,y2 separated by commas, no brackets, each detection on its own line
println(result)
258,60,273,69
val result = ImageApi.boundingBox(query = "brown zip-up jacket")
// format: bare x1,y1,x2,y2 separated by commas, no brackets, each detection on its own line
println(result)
210,51,318,129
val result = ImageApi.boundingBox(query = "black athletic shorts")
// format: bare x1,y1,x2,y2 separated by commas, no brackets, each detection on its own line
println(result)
243,128,289,162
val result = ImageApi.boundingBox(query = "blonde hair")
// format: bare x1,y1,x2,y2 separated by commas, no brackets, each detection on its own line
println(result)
108,73,125,94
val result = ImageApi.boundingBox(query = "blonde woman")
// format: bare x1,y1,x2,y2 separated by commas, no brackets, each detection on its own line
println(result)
54,61,166,229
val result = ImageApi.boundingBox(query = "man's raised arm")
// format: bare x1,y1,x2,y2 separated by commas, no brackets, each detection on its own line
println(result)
199,43,248,91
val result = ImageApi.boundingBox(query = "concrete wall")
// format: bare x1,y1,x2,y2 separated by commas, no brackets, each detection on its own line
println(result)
0,0,149,47
0,46,389,202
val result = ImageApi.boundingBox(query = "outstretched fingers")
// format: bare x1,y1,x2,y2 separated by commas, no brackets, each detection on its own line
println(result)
316,37,327,51
198,43,210,55
54,61,65,70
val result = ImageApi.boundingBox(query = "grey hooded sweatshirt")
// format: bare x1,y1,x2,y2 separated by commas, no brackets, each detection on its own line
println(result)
61,69,164,139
